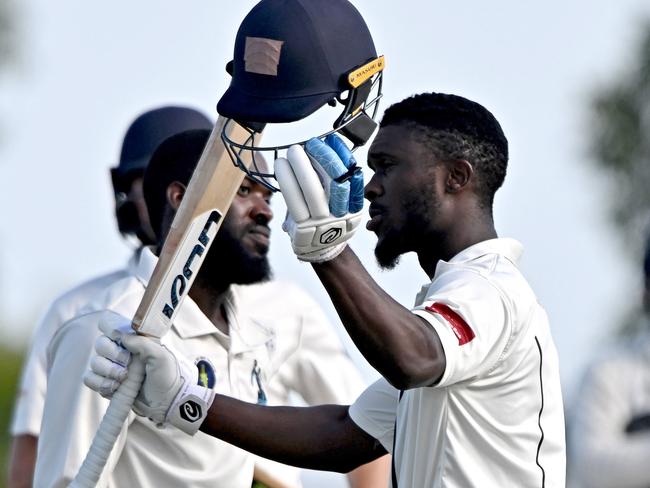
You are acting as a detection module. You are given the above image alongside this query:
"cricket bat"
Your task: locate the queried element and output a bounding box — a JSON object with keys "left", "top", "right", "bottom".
{"left": 70, "top": 118, "right": 261, "bottom": 487}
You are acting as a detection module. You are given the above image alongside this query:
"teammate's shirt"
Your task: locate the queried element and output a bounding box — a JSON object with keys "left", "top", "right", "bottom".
{"left": 34, "top": 247, "right": 364, "bottom": 488}
{"left": 10, "top": 253, "right": 137, "bottom": 437}
{"left": 349, "top": 238, "right": 566, "bottom": 488}
{"left": 570, "top": 328, "right": 650, "bottom": 488}
{"left": 237, "top": 283, "right": 366, "bottom": 487}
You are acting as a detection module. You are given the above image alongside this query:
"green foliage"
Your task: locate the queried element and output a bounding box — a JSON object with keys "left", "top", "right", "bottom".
{"left": 0, "top": 345, "right": 25, "bottom": 487}
{"left": 589, "top": 20, "right": 650, "bottom": 254}
{"left": 0, "top": 0, "right": 16, "bottom": 70}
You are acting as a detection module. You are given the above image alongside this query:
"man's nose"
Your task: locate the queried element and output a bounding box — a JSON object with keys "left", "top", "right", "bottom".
{"left": 251, "top": 194, "right": 273, "bottom": 225}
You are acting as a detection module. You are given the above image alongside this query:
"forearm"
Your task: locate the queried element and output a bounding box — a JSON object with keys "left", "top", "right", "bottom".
{"left": 7, "top": 435, "right": 37, "bottom": 488}
{"left": 346, "top": 454, "right": 391, "bottom": 488}
{"left": 201, "top": 395, "right": 384, "bottom": 473}
{"left": 313, "top": 247, "right": 444, "bottom": 388}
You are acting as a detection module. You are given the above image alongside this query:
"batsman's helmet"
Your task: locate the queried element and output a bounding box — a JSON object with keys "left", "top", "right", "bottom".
{"left": 217, "top": 0, "right": 383, "bottom": 190}
{"left": 111, "top": 106, "right": 212, "bottom": 244}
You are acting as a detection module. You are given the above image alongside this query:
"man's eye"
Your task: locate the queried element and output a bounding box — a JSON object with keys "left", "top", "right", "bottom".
{"left": 238, "top": 185, "right": 251, "bottom": 196}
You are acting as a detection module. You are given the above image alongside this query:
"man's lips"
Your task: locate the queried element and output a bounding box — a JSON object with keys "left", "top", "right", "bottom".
{"left": 367, "top": 206, "right": 385, "bottom": 232}
{"left": 247, "top": 226, "right": 271, "bottom": 249}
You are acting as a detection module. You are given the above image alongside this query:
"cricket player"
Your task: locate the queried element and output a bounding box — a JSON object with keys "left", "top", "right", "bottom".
{"left": 7, "top": 105, "right": 212, "bottom": 488}
{"left": 569, "top": 237, "right": 650, "bottom": 488}
{"left": 35, "top": 129, "right": 387, "bottom": 487}
{"left": 88, "top": 93, "right": 567, "bottom": 487}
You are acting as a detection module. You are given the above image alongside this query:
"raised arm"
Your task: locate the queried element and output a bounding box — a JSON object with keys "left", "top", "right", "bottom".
{"left": 312, "top": 247, "right": 445, "bottom": 390}
{"left": 274, "top": 137, "right": 445, "bottom": 390}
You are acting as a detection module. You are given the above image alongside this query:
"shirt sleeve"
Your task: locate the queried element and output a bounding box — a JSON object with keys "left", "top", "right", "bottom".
{"left": 278, "top": 292, "right": 366, "bottom": 406}
{"left": 412, "top": 269, "right": 510, "bottom": 387}
{"left": 570, "top": 354, "right": 650, "bottom": 488}
{"left": 348, "top": 378, "right": 399, "bottom": 453}
{"left": 9, "top": 301, "right": 65, "bottom": 436}
{"left": 34, "top": 312, "right": 131, "bottom": 488}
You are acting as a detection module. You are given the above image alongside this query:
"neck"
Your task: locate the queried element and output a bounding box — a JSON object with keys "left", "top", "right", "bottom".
{"left": 417, "top": 213, "right": 497, "bottom": 279}
{"left": 189, "top": 273, "right": 231, "bottom": 335}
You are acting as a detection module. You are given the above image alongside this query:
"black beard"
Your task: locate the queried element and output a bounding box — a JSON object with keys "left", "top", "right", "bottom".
{"left": 198, "top": 228, "right": 271, "bottom": 289}
{"left": 375, "top": 231, "right": 402, "bottom": 270}
{"left": 374, "top": 188, "right": 438, "bottom": 270}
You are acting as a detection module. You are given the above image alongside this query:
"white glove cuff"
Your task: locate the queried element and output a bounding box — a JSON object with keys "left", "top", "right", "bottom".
{"left": 297, "top": 242, "right": 347, "bottom": 263}
{"left": 166, "top": 382, "right": 215, "bottom": 435}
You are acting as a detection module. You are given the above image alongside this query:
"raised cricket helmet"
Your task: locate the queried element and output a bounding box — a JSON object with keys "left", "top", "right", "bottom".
{"left": 217, "top": 0, "right": 384, "bottom": 190}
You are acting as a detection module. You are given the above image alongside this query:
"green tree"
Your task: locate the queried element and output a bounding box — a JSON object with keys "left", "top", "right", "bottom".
{"left": 589, "top": 21, "right": 650, "bottom": 336}
{"left": 0, "top": 2, "right": 18, "bottom": 485}
{"left": 0, "top": 345, "right": 25, "bottom": 487}
{"left": 590, "top": 20, "right": 650, "bottom": 254}
{"left": 0, "top": 0, "right": 16, "bottom": 68}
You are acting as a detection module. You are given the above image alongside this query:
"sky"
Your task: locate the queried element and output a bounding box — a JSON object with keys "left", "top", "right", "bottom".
{"left": 1, "top": 1, "right": 650, "bottom": 484}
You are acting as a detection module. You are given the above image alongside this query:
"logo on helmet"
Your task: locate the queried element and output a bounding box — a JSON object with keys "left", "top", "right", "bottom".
{"left": 179, "top": 400, "right": 202, "bottom": 423}
{"left": 244, "top": 37, "right": 284, "bottom": 76}
{"left": 320, "top": 228, "right": 342, "bottom": 244}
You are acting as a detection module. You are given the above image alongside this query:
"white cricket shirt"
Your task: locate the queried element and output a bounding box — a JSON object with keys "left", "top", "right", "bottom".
{"left": 349, "top": 238, "right": 566, "bottom": 488}
{"left": 10, "top": 254, "right": 136, "bottom": 437}
{"left": 237, "top": 281, "right": 367, "bottom": 487}
{"left": 35, "top": 248, "right": 276, "bottom": 488}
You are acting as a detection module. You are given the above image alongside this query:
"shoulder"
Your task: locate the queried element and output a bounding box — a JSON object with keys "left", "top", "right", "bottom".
{"left": 48, "top": 269, "right": 130, "bottom": 316}
{"left": 233, "top": 280, "right": 326, "bottom": 325}
{"left": 49, "top": 275, "right": 144, "bottom": 356}
{"left": 76, "top": 273, "right": 145, "bottom": 318}
{"left": 29, "top": 268, "right": 129, "bottom": 344}
{"left": 234, "top": 280, "right": 317, "bottom": 308}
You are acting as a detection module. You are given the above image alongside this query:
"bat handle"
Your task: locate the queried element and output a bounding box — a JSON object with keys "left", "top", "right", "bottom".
{"left": 69, "top": 356, "right": 146, "bottom": 488}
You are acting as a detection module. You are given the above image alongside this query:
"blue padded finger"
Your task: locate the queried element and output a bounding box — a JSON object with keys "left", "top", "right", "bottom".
{"left": 305, "top": 138, "right": 350, "bottom": 218}
{"left": 325, "top": 134, "right": 364, "bottom": 213}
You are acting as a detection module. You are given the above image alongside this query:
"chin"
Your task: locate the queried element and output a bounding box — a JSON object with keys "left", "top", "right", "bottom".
{"left": 374, "top": 241, "right": 401, "bottom": 270}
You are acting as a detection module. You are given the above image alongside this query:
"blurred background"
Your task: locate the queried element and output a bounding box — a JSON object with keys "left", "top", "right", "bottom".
{"left": 2, "top": 0, "right": 650, "bottom": 486}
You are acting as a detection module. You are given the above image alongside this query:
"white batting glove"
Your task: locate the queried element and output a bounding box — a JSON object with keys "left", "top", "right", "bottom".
{"left": 83, "top": 312, "right": 214, "bottom": 435}
{"left": 275, "top": 134, "right": 364, "bottom": 263}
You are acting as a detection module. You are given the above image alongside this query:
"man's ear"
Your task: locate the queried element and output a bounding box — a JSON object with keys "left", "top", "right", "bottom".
{"left": 166, "top": 181, "right": 186, "bottom": 211}
{"left": 445, "top": 159, "right": 474, "bottom": 193}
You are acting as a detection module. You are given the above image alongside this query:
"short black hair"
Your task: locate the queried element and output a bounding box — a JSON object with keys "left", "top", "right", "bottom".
{"left": 143, "top": 129, "right": 210, "bottom": 238}
{"left": 380, "top": 92, "right": 509, "bottom": 208}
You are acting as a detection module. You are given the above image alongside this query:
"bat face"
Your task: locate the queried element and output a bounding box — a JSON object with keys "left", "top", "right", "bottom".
{"left": 132, "top": 119, "right": 262, "bottom": 338}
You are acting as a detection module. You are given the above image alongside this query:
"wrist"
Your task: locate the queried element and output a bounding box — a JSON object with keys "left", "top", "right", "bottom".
{"left": 166, "top": 382, "right": 215, "bottom": 435}
{"left": 297, "top": 242, "right": 347, "bottom": 263}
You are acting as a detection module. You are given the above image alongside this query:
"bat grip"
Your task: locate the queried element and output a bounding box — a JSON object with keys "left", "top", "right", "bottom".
{"left": 69, "top": 356, "right": 146, "bottom": 488}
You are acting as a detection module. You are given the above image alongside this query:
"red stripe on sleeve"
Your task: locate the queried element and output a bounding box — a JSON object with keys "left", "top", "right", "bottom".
{"left": 425, "top": 302, "right": 475, "bottom": 345}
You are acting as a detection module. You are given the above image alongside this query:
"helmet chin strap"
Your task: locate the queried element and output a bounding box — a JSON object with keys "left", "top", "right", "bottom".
{"left": 335, "top": 81, "right": 377, "bottom": 146}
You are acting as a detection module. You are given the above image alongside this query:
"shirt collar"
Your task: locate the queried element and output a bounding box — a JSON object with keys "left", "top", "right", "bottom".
{"left": 132, "top": 246, "right": 157, "bottom": 285}
{"left": 432, "top": 238, "right": 524, "bottom": 281}
{"left": 132, "top": 247, "right": 218, "bottom": 339}
{"left": 414, "top": 238, "right": 523, "bottom": 306}
{"left": 450, "top": 237, "right": 522, "bottom": 263}
{"left": 133, "top": 248, "right": 273, "bottom": 346}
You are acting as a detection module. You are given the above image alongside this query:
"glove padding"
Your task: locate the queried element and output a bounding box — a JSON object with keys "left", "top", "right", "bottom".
{"left": 275, "top": 134, "right": 364, "bottom": 263}
{"left": 84, "top": 312, "right": 214, "bottom": 435}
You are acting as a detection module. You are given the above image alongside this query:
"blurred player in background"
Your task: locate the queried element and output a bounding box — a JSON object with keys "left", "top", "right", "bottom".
{"left": 570, "top": 236, "right": 650, "bottom": 488}
{"left": 7, "top": 105, "right": 212, "bottom": 488}
{"left": 35, "top": 129, "right": 387, "bottom": 487}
